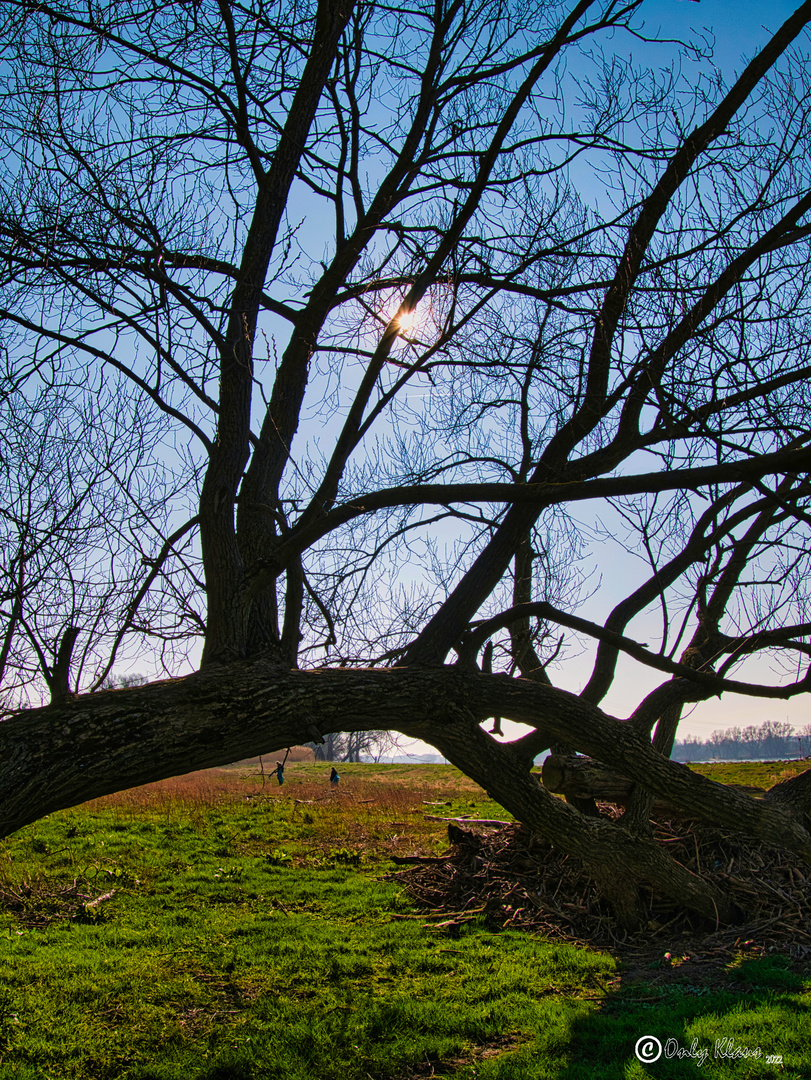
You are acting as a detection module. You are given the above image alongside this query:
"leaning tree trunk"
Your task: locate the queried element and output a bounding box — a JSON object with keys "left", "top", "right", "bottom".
{"left": 422, "top": 721, "right": 739, "bottom": 930}
{"left": 3, "top": 662, "right": 811, "bottom": 929}
{"left": 764, "top": 768, "right": 811, "bottom": 825}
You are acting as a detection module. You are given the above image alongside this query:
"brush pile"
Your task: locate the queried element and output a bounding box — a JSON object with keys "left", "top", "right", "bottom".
{"left": 0, "top": 876, "right": 115, "bottom": 928}
{"left": 391, "top": 816, "right": 811, "bottom": 957}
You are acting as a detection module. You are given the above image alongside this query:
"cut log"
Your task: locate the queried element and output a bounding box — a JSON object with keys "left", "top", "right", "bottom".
{"left": 542, "top": 754, "right": 632, "bottom": 802}
{"left": 541, "top": 753, "right": 764, "bottom": 818}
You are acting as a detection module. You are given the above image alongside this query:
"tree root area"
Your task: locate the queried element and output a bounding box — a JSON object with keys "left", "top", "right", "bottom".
{"left": 390, "top": 816, "right": 811, "bottom": 961}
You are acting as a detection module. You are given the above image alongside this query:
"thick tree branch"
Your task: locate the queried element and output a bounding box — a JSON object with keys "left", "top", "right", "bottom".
{"left": 200, "top": 0, "right": 355, "bottom": 665}
{"left": 251, "top": 444, "right": 811, "bottom": 590}
{"left": 3, "top": 663, "right": 811, "bottom": 861}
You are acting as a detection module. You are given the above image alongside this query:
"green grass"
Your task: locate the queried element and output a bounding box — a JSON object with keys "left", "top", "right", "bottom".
{"left": 0, "top": 761, "right": 810, "bottom": 1078}
{"left": 687, "top": 759, "right": 810, "bottom": 790}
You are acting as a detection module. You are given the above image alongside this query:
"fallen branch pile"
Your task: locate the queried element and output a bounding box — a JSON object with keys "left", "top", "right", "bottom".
{"left": 390, "top": 816, "right": 811, "bottom": 956}
{"left": 0, "top": 876, "right": 116, "bottom": 928}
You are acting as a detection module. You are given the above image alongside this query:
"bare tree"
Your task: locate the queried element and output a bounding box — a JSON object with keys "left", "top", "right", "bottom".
{"left": 311, "top": 730, "right": 396, "bottom": 762}
{"left": 2, "top": 0, "right": 811, "bottom": 928}
{"left": 0, "top": 373, "right": 187, "bottom": 708}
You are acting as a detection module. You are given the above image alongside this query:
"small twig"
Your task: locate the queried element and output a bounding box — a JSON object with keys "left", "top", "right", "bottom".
{"left": 423, "top": 815, "right": 511, "bottom": 826}
{"left": 390, "top": 855, "right": 455, "bottom": 864}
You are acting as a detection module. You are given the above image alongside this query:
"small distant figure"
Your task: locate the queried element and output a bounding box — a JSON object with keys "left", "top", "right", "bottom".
{"left": 330, "top": 767, "right": 340, "bottom": 786}
{"left": 275, "top": 761, "right": 285, "bottom": 786}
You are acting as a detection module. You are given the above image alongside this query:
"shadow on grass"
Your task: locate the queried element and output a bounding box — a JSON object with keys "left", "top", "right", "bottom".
{"left": 542, "top": 953, "right": 810, "bottom": 1080}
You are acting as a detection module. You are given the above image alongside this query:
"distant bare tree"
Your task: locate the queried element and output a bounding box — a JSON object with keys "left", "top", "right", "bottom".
{"left": 797, "top": 725, "right": 811, "bottom": 757}
{"left": 311, "top": 730, "right": 398, "bottom": 762}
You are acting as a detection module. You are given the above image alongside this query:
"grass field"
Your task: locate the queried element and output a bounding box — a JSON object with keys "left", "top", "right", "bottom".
{"left": 1, "top": 760, "right": 810, "bottom": 1079}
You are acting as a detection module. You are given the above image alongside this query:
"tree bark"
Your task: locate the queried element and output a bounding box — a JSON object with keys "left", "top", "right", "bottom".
{"left": 419, "top": 720, "right": 737, "bottom": 930}
{"left": 764, "top": 768, "right": 811, "bottom": 824}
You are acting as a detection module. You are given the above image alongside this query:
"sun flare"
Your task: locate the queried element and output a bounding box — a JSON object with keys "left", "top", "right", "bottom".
{"left": 396, "top": 308, "right": 417, "bottom": 334}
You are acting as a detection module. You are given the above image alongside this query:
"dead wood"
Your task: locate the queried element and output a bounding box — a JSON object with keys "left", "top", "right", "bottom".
{"left": 391, "top": 815, "right": 811, "bottom": 958}
{"left": 389, "top": 855, "right": 455, "bottom": 864}
{"left": 422, "top": 815, "right": 512, "bottom": 826}
{"left": 541, "top": 753, "right": 764, "bottom": 818}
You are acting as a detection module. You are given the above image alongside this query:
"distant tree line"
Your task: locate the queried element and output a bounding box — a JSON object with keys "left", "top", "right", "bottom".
{"left": 673, "top": 721, "right": 811, "bottom": 761}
